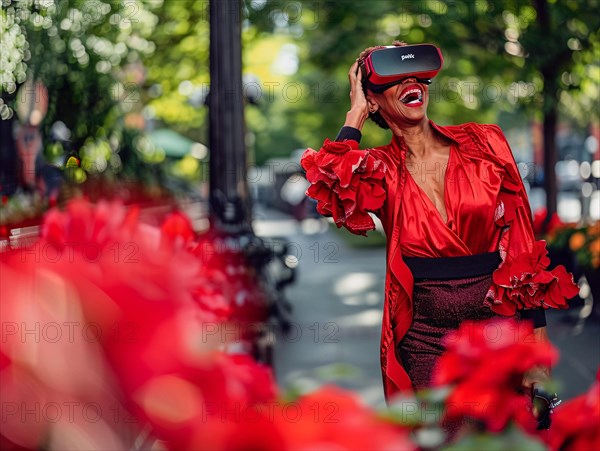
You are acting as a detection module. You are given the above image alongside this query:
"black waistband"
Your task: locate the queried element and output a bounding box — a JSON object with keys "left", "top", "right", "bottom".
{"left": 404, "top": 252, "right": 501, "bottom": 280}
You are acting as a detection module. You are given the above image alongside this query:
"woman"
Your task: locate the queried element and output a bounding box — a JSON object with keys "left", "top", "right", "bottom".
{"left": 301, "top": 42, "right": 579, "bottom": 406}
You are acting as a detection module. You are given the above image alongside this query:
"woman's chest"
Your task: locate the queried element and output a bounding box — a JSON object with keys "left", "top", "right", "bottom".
{"left": 405, "top": 149, "right": 451, "bottom": 223}
{"left": 395, "top": 151, "right": 504, "bottom": 257}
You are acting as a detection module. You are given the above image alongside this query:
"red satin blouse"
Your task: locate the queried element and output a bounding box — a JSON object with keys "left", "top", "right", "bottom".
{"left": 399, "top": 139, "right": 505, "bottom": 258}
{"left": 301, "top": 120, "right": 579, "bottom": 401}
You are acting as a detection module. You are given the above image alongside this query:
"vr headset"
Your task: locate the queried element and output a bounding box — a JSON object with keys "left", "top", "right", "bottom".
{"left": 360, "top": 44, "right": 444, "bottom": 93}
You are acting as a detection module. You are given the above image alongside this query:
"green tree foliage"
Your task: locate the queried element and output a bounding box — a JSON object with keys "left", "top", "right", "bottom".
{"left": 139, "top": 0, "right": 210, "bottom": 144}
{"left": 1, "top": 0, "right": 157, "bottom": 152}
{"left": 3, "top": 0, "right": 597, "bottom": 182}
{"left": 244, "top": 0, "right": 599, "bottom": 167}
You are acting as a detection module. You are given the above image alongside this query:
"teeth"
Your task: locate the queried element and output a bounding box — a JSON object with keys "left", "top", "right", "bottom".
{"left": 400, "top": 87, "right": 422, "bottom": 104}
{"left": 400, "top": 88, "right": 420, "bottom": 100}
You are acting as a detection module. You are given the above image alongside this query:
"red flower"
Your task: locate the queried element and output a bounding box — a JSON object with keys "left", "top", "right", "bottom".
{"left": 188, "top": 234, "right": 269, "bottom": 325}
{"left": 0, "top": 348, "right": 10, "bottom": 371}
{"left": 186, "top": 385, "right": 413, "bottom": 451}
{"left": 433, "top": 318, "right": 558, "bottom": 433}
{"left": 161, "top": 210, "right": 195, "bottom": 247}
{"left": 0, "top": 256, "right": 130, "bottom": 450}
{"left": 533, "top": 208, "right": 562, "bottom": 236}
{"left": 485, "top": 241, "right": 579, "bottom": 316}
{"left": 41, "top": 198, "right": 140, "bottom": 248}
{"left": 135, "top": 354, "right": 278, "bottom": 450}
{"left": 0, "top": 198, "right": 425, "bottom": 451}
{"left": 273, "top": 386, "right": 414, "bottom": 451}
{"left": 3, "top": 199, "right": 279, "bottom": 449}
{"left": 547, "top": 369, "right": 600, "bottom": 451}
{"left": 301, "top": 139, "right": 386, "bottom": 235}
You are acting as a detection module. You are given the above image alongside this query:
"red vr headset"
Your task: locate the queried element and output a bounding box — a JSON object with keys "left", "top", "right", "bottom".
{"left": 360, "top": 44, "right": 444, "bottom": 93}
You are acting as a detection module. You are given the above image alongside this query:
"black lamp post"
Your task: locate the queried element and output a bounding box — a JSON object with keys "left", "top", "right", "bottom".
{"left": 208, "top": 0, "right": 252, "bottom": 233}
{"left": 206, "top": 1, "right": 295, "bottom": 360}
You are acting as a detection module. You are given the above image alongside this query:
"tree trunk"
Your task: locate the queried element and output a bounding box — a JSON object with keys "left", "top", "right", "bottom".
{"left": 542, "top": 106, "right": 558, "bottom": 221}
{"left": 0, "top": 114, "right": 18, "bottom": 196}
{"left": 536, "top": 0, "right": 558, "bottom": 227}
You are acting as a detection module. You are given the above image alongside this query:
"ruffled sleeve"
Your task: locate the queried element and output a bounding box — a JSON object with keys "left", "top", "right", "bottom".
{"left": 481, "top": 125, "right": 579, "bottom": 316}
{"left": 301, "top": 138, "right": 387, "bottom": 236}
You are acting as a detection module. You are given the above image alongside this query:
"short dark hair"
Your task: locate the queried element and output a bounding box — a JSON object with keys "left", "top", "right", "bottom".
{"left": 357, "top": 40, "right": 408, "bottom": 130}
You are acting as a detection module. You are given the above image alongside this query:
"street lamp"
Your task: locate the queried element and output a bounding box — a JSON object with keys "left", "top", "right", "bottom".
{"left": 208, "top": 0, "right": 252, "bottom": 233}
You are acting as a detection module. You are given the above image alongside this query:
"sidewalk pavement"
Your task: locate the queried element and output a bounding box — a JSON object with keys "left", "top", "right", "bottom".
{"left": 253, "top": 206, "right": 600, "bottom": 407}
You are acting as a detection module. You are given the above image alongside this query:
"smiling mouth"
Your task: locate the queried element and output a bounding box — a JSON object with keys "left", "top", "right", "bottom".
{"left": 399, "top": 87, "right": 423, "bottom": 105}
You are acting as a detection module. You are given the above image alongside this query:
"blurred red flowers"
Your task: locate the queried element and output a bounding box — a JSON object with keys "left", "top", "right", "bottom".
{"left": 0, "top": 199, "right": 413, "bottom": 450}
{"left": 532, "top": 208, "right": 562, "bottom": 236}
{"left": 271, "top": 386, "right": 413, "bottom": 451}
{"left": 433, "top": 318, "right": 558, "bottom": 433}
{"left": 301, "top": 139, "right": 386, "bottom": 235}
{"left": 189, "top": 385, "right": 414, "bottom": 451}
{"left": 3, "top": 199, "right": 598, "bottom": 450}
{"left": 547, "top": 370, "right": 600, "bottom": 451}
{"left": 0, "top": 199, "right": 274, "bottom": 449}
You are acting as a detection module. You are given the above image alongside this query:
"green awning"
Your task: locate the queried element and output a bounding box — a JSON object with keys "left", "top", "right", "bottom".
{"left": 147, "top": 129, "right": 206, "bottom": 159}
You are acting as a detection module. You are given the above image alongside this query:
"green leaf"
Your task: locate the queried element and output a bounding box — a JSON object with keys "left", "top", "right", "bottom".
{"left": 65, "top": 156, "right": 80, "bottom": 168}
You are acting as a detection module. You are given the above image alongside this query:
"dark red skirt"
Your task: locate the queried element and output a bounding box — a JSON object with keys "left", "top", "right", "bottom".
{"left": 398, "top": 252, "right": 501, "bottom": 391}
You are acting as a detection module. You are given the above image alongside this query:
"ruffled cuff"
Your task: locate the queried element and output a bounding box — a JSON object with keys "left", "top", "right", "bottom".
{"left": 485, "top": 240, "right": 580, "bottom": 316}
{"left": 301, "top": 138, "right": 386, "bottom": 236}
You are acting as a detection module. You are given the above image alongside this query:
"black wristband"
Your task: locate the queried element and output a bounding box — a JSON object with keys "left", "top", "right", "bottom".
{"left": 335, "top": 126, "right": 362, "bottom": 143}
{"left": 520, "top": 308, "right": 547, "bottom": 328}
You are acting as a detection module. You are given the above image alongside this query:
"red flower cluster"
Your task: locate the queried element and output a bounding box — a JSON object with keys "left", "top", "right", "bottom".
{"left": 301, "top": 139, "right": 386, "bottom": 235}
{"left": 532, "top": 208, "right": 563, "bottom": 236}
{"left": 187, "top": 386, "right": 414, "bottom": 451}
{"left": 1, "top": 199, "right": 412, "bottom": 450}
{"left": 16, "top": 199, "right": 598, "bottom": 449}
{"left": 0, "top": 200, "right": 274, "bottom": 449}
{"left": 270, "top": 386, "right": 413, "bottom": 451}
{"left": 486, "top": 241, "right": 579, "bottom": 316}
{"left": 161, "top": 209, "right": 196, "bottom": 247}
{"left": 547, "top": 369, "right": 600, "bottom": 451}
{"left": 188, "top": 233, "right": 269, "bottom": 326}
{"left": 433, "top": 318, "right": 558, "bottom": 433}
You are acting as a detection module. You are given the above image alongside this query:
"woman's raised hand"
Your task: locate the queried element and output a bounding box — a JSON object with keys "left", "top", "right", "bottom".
{"left": 344, "top": 61, "right": 370, "bottom": 131}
